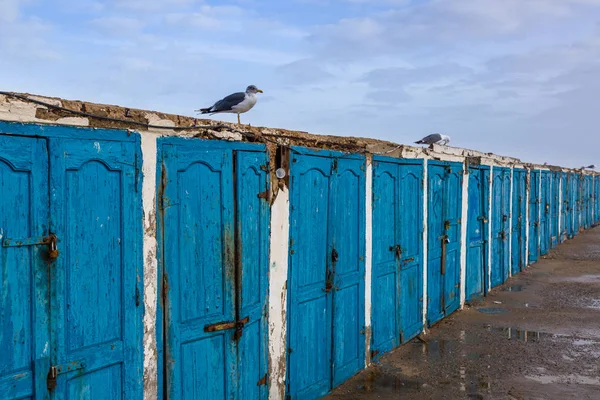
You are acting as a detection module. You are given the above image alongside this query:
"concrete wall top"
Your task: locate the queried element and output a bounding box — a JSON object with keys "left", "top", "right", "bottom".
{"left": 0, "top": 91, "right": 594, "bottom": 175}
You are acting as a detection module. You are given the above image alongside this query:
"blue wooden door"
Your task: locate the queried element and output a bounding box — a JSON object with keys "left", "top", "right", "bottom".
{"left": 287, "top": 149, "right": 365, "bottom": 399}
{"left": 427, "top": 162, "right": 462, "bottom": 326}
{"left": 561, "top": 172, "right": 568, "bottom": 242}
{"left": 511, "top": 169, "right": 527, "bottom": 275}
{"left": 586, "top": 176, "right": 593, "bottom": 228}
{"left": 540, "top": 171, "right": 551, "bottom": 255}
{"left": 50, "top": 137, "right": 143, "bottom": 400}
{"left": 466, "top": 166, "right": 489, "bottom": 302}
{"left": 595, "top": 176, "right": 599, "bottom": 223}
{"left": 1, "top": 128, "right": 143, "bottom": 400}
{"left": 528, "top": 171, "right": 540, "bottom": 263}
{"left": 0, "top": 136, "right": 50, "bottom": 400}
{"left": 371, "top": 158, "right": 423, "bottom": 357}
{"left": 160, "top": 139, "right": 270, "bottom": 400}
{"left": 491, "top": 168, "right": 510, "bottom": 288}
{"left": 566, "top": 173, "right": 574, "bottom": 239}
{"left": 551, "top": 172, "right": 560, "bottom": 248}
{"left": 573, "top": 174, "right": 581, "bottom": 234}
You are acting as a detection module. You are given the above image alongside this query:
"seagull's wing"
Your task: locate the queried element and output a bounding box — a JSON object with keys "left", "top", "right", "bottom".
{"left": 209, "top": 92, "right": 246, "bottom": 113}
{"left": 415, "top": 133, "right": 442, "bottom": 144}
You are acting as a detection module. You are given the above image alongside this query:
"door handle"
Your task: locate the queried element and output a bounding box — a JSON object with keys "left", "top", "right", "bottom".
{"left": 441, "top": 235, "right": 448, "bottom": 275}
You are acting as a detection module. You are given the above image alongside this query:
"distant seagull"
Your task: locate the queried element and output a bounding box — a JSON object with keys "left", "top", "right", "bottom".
{"left": 196, "top": 85, "right": 263, "bottom": 124}
{"left": 415, "top": 133, "right": 451, "bottom": 147}
{"left": 583, "top": 164, "right": 596, "bottom": 169}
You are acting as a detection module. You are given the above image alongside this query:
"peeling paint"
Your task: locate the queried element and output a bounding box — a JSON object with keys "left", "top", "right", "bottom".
{"left": 268, "top": 187, "right": 290, "bottom": 400}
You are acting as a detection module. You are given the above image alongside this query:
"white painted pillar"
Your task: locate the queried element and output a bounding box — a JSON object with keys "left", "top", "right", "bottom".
{"left": 268, "top": 188, "right": 290, "bottom": 400}
{"left": 364, "top": 157, "right": 373, "bottom": 365}
{"left": 140, "top": 133, "right": 159, "bottom": 400}
{"left": 459, "top": 163, "right": 469, "bottom": 307}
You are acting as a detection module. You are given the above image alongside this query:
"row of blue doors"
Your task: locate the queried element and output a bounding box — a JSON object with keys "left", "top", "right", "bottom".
{"left": 1, "top": 124, "right": 143, "bottom": 400}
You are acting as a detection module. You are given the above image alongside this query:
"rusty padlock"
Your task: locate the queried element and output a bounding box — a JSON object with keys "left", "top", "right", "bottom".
{"left": 45, "top": 235, "right": 59, "bottom": 260}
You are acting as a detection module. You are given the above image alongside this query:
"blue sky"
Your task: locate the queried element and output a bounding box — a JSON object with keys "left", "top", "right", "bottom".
{"left": 1, "top": 0, "right": 599, "bottom": 167}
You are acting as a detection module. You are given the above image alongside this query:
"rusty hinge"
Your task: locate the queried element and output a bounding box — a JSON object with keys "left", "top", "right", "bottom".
{"left": 47, "top": 361, "right": 85, "bottom": 390}
{"left": 332, "top": 159, "right": 338, "bottom": 173}
{"left": 371, "top": 349, "right": 380, "bottom": 359}
{"left": 331, "top": 248, "right": 339, "bottom": 263}
{"left": 135, "top": 286, "right": 141, "bottom": 307}
{"left": 403, "top": 257, "right": 415, "bottom": 263}
{"left": 257, "top": 190, "right": 271, "bottom": 202}
{"left": 257, "top": 373, "right": 268, "bottom": 386}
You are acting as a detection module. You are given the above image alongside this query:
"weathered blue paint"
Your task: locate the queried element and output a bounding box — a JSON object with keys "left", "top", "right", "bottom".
{"left": 511, "top": 169, "right": 527, "bottom": 275}
{"left": 287, "top": 148, "right": 366, "bottom": 399}
{"left": 561, "top": 172, "right": 568, "bottom": 242}
{"left": 466, "top": 165, "right": 490, "bottom": 302}
{"left": 0, "top": 135, "right": 50, "bottom": 400}
{"left": 427, "top": 161, "right": 463, "bottom": 326}
{"left": 594, "top": 175, "right": 600, "bottom": 223}
{"left": 371, "top": 157, "right": 424, "bottom": 356}
{"left": 159, "top": 138, "right": 270, "bottom": 400}
{"left": 540, "top": 171, "right": 551, "bottom": 256}
{"left": 585, "top": 176, "right": 593, "bottom": 228}
{"left": 573, "top": 174, "right": 581, "bottom": 234}
{"left": 566, "top": 173, "right": 575, "bottom": 239}
{"left": 550, "top": 172, "right": 560, "bottom": 248}
{"left": 528, "top": 170, "right": 540, "bottom": 263}
{"left": 0, "top": 126, "right": 144, "bottom": 400}
{"left": 50, "top": 137, "right": 143, "bottom": 400}
{"left": 491, "top": 168, "right": 511, "bottom": 288}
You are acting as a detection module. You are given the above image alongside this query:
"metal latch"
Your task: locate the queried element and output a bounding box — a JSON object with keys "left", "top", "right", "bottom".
{"left": 477, "top": 216, "right": 488, "bottom": 223}
{"left": 331, "top": 248, "right": 339, "bottom": 263}
{"left": 389, "top": 244, "right": 402, "bottom": 259}
{"left": 204, "top": 316, "right": 249, "bottom": 334}
{"left": 441, "top": 234, "right": 448, "bottom": 275}
{"left": 3, "top": 234, "right": 58, "bottom": 260}
{"left": 47, "top": 366, "right": 57, "bottom": 391}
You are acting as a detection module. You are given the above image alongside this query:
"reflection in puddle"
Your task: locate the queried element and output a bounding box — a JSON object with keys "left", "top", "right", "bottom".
{"left": 586, "top": 299, "right": 600, "bottom": 309}
{"left": 494, "top": 327, "right": 559, "bottom": 342}
{"left": 503, "top": 285, "right": 524, "bottom": 292}
{"left": 362, "top": 368, "right": 424, "bottom": 393}
{"left": 526, "top": 374, "right": 600, "bottom": 385}
{"left": 554, "top": 274, "right": 600, "bottom": 283}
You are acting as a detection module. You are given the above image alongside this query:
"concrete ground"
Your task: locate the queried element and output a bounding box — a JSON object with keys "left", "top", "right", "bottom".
{"left": 327, "top": 227, "right": 600, "bottom": 400}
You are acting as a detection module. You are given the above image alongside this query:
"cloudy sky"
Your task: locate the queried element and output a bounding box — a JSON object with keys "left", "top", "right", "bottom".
{"left": 1, "top": 0, "right": 599, "bottom": 167}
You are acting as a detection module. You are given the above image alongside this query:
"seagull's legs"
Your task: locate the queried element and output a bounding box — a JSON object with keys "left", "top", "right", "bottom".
{"left": 237, "top": 114, "right": 241, "bottom": 124}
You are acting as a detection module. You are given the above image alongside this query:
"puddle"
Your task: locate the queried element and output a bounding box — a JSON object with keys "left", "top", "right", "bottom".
{"left": 361, "top": 368, "right": 425, "bottom": 393}
{"left": 526, "top": 374, "right": 600, "bottom": 385}
{"left": 586, "top": 299, "right": 600, "bottom": 309}
{"left": 477, "top": 307, "right": 509, "bottom": 314}
{"left": 554, "top": 274, "right": 600, "bottom": 283}
{"left": 494, "top": 327, "right": 558, "bottom": 342}
{"left": 503, "top": 285, "right": 524, "bottom": 292}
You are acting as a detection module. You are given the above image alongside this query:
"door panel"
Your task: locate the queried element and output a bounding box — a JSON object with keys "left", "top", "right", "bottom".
{"left": 50, "top": 138, "right": 142, "bottom": 400}
{"left": 466, "top": 167, "right": 489, "bottom": 302}
{"left": 540, "top": 172, "right": 551, "bottom": 255}
{"left": 427, "top": 162, "right": 462, "bottom": 326}
{"left": 162, "top": 144, "right": 236, "bottom": 400}
{"left": 528, "top": 171, "right": 540, "bottom": 263}
{"left": 288, "top": 154, "right": 333, "bottom": 399}
{"left": 331, "top": 158, "right": 365, "bottom": 386}
{"left": 0, "top": 136, "right": 50, "bottom": 400}
{"left": 511, "top": 170, "right": 526, "bottom": 275}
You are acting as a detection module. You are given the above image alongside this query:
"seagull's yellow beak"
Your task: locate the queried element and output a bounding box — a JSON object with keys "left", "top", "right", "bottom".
{"left": 257, "top": 89, "right": 264, "bottom": 93}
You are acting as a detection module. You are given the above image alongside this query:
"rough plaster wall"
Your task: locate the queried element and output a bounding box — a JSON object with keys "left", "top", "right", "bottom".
{"left": 140, "top": 132, "right": 160, "bottom": 400}
{"left": 459, "top": 164, "right": 469, "bottom": 307}
{"left": 0, "top": 95, "right": 89, "bottom": 125}
{"left": 364, "top": 158, "right": 373, "bottom": 365}
{"left": 268, "top": 188, "right": 290, "bottom": 400}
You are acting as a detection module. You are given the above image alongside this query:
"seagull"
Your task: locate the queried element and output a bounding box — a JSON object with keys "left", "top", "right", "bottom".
{"left": 414, "top": 133, "right": 451, "bottom": 147}
{"left": 196, "top": 85, "right": 263, "bottom": 124}
{"left": 585, "top": 165, "right": 596, "bottom": 169}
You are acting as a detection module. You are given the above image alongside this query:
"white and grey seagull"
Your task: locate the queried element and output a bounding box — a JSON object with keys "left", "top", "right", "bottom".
{"left": 196, "top": 85, "right": 263, "bottom": 124}
{"left": 415, "top": 133, "right": 451, "bottom": 146}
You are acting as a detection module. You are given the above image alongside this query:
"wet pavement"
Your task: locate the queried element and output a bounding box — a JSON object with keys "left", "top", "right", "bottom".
{"left": 327, "top": 227, "right": 600, "bottom": 399}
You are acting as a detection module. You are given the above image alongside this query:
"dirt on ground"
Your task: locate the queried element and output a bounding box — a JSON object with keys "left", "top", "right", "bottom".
{"left": 327, "top": 227, "right": 600, "bottom": 400}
